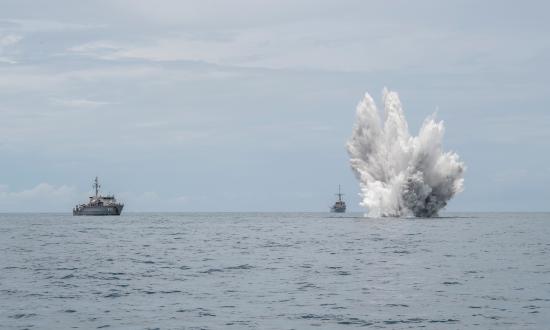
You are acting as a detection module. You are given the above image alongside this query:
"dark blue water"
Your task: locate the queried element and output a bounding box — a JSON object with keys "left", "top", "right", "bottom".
{"left": 1, "top": 212, "right": 549, "bottom": 329}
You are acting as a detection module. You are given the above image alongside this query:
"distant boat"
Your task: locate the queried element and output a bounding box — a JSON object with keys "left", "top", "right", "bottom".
{"left": 330, "top": 185, "right": 346, "bottom": 213}
{"left": 73, "top": 177, "right": 124, "bottom": 216}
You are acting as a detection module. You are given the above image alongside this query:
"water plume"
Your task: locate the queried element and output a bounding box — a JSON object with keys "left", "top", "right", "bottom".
{"left": 347, "top": 88, "right": 465, "bottom": 217}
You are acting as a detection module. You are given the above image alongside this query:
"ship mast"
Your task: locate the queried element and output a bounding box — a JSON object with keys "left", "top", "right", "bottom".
{"left": 94, "top": 176, "right": 101, "bottom": 197}
{"left": 336, "top": 184, "right": 344, "bottom": 202}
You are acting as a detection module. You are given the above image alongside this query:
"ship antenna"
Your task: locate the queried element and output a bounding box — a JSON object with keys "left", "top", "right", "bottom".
{"left": 94, "top": 176, "right": 101, "bottom": 197}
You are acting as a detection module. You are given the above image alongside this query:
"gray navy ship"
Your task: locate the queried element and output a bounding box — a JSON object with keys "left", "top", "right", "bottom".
{"left": 73, "top": 177, "right": 124, "bottom": 216}
{"left": 330, "top": 185, "right": 346, "bottom": 213}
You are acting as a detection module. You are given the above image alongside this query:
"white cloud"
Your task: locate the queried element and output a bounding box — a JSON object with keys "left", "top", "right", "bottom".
{"left": 63, "top": 18, "right": 529, "bottom": 74}
{"left": 49, "top": 97, "right": 115, "bottom": 108}
{"left": 0, "top": 183, "right": 76, "bottom": 212}
{"left": 67, "top": 41, "right": 124, "bottom": 60}
{"left": 5, "top": 183, "right": 74, "bottom": 198}
{"left": 0, "top": 34, "right": 22, "bottom": 47}
{"left": 109, "top": 0, "right": 348, "bottom": 28}
{"left": 0, "top": 65, "right": 159, "bottom": 92}
{"left": 0, "top": 57, "right": 17, "bottom": 64}
{"left": 0, "top": 18, "right": 103, "bottom": 32}
{"left": 0, "top": 183, "right": 192, "bottom": 212}
{"left": 0, "top": 33, "right": 22, "bottom": 64}
{"left": 62, "top": 1, "right": 548, "bottom": 75}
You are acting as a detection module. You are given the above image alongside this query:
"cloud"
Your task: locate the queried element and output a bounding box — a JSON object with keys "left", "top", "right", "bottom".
{"left": 0, "top": 57, "right": 17, "bottom": 64}
{"left": 67, "top": 41, "right": 124, "bottom": 60}
{"left": 0, "top": 34, "right": 22, "bottom": 47}
{"left": 0, "top": 65, "right": 160, "bottom": 92}
{"left": 0, "top": 33, "right": 22, "bottom": 64}
{"left": 49, "top": 97, "right": 115, "bottom": 108}
{"left": 0, "top": 182, "right": 194, "bottom": 212}
{"left": 109, "top": 0, "right": 350, "bottom": 28}
{"left": 0, "top": 18, "right": 103, "bottom": 32}
{"left": 63, "top": 19, "right": 526, "bottom": 74}
{"left": 0, "top": 183, "right": 76, "bottom": 212}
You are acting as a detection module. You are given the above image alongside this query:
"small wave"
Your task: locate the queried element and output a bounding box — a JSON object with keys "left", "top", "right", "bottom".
{"left": 225, "top": 320, "right": 252, "bottom": 326}
{"left": 297, "top": 282, "right": 320, "bottom": 291}
{"left": 24, "top": 293, "right": 44, "bottom": 297}
{"left": 529, "top": 298, "right": 550, "bottom": 302}
{"left": 200, "top": 268, "right": 224, "bottom": 274}
{"left": 9, "top": 313, "right": 37, "bottom": 319}
{"left": 384, "top": 318, "right": 425, "bottom": 324}
{"left": 385, "top": 303, "right": 409, "bottom": 307}
{"left": 429, "top": 319, "right": 459, "bottom": 323}
{"left": 262, "top": 241, "right": 293, "bottom": 248}
{"left": 225, "top": 264, "right": 254, "bottom": 270}
{"left": 482, "top": 295, "right": 507, "bottom": 301}
{"left": 51, "top": 295, "right": 80, "bottom": 299}
{"left": 199, "top": 311, "right": 216, "bottom": 317}
{"left": 160, "top": 290, "right": 182, "bottom": 294}
{"left": 299, "top": 314, "right": 373, "bottom": 326}
{"left": 522, "top": 305, "right": 540, "bottom": 310}
{"left": 103, "top": 292, "right": 126, "bottom": 298}
{"left": 176, "top": 307, "right": 215, "bottom": 317}
{"left": 101, "top": 276, "right": 120, "bottom": 280}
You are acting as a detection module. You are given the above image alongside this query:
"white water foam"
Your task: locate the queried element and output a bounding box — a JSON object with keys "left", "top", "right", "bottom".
{"left": 347, "top": 88, "right": 465, "bottom": 217}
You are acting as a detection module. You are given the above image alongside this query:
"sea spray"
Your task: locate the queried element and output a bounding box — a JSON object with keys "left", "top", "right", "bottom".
{"left": 346, "top": 88, "right": 465, "bottom": 217}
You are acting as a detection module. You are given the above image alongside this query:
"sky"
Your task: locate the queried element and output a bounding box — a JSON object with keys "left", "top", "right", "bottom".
{"left": 0, "top": 0, "right": 549, "bottom": 212}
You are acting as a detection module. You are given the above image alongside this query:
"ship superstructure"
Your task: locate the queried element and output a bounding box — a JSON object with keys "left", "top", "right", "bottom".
{"left": 73, "top": 177, "right": 124, "bottom": 216}
{"left": 330, "top": 185, "right": 346, "bottom": 213}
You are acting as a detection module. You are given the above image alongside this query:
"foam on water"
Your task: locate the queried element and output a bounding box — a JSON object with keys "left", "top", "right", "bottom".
{"left": 347, "top": 89, "right": 465, "bottom": 217}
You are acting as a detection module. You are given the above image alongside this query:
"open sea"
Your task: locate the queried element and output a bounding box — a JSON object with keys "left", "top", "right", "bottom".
{"left": 1, "top": 212, "right": 549, "bottom": 329}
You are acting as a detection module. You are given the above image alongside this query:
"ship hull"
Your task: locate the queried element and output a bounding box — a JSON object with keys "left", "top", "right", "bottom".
{"left": 331, "top": 207, "right": 346, "bottom": 213}
{"left": 73, "top": 205, "right": 123, "bottom": 216}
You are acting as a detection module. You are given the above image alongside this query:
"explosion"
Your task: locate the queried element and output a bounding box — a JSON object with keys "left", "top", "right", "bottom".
{"left": 347, "top": 89, "right": 465, "bottom": 217}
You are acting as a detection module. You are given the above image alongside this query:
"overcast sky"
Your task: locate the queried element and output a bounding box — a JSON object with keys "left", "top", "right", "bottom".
{"left": 1, "top": 0, "right": 549, "bottom": 212}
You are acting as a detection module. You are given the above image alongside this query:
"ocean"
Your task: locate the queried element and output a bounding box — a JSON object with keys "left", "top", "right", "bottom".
{"left": 1, "top": 212, "right": 549, "bottom": 329}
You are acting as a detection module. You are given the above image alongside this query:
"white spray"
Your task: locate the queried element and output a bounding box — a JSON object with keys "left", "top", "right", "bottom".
{"left": 346, "top": 88, "right": 465, "bottom": 217}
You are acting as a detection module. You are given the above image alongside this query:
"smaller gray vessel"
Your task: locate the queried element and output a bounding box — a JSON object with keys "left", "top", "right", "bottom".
{"left": 330, "top": 185, "right": 346, "bottom": 213}
{"left": 73, "top": 177, "right": 124, "bottom": 216}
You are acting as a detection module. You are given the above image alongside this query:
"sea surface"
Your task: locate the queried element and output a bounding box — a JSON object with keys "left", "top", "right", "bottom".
{"left": 1, "top": 212, "right": 549, "bottom": 329}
